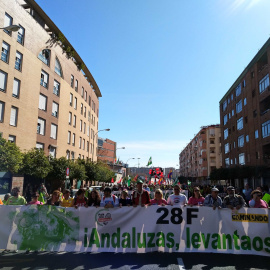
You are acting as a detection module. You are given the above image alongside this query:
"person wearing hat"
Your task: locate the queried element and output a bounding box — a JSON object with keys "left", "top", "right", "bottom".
{"left": 222, "top": 186, "right": 246, "bottom": 210}
{"left": 132, "top": 179, "right": 150, "bottom": 207}
{"left": 119, "top": 189, "right": 132, "bottom": 207}
{"left": 27, "top": 192, "right": 43, "bottom": 205}
{"left": 100, "top": 187, "right": 119, "bottom": 208}
{"left": 203, "top": 187, "right": 223, "bottom": 209}
{"left": 60, "top": 189, "right": 74, "bottom": 207}
{"left": 249, "top": 189, "right": 268, "bottom": 208}
{"left": 6, "top": 187, "right": 27, "bottom": 205}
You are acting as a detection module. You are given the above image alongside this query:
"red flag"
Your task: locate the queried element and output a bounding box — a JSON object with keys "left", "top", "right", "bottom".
{"left": 117, "top": 177, "right": 122, "bottom": 184}
{"left": 111, "top": 178, "right": 114, "bottom": 183}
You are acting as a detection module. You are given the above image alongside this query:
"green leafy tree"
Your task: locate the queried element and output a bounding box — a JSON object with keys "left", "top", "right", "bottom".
{"left": 0, "top": 135, "right": 23, "bottom": 173}
{"left": 20, "top": 148, "right": 52, "bottom": 179}
{"left": 69, "top": 160, "right": 86, "bottom": 181}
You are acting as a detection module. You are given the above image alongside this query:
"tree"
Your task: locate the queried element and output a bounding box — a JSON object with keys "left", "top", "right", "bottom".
{"left": 68, "top": 160, "right": 86, "bottom": 181}
{"left": 0, "top": 135, "right": 23, "bottom": 173}
{"left": 20, "top": 148, "right": 52, "bottom": 179}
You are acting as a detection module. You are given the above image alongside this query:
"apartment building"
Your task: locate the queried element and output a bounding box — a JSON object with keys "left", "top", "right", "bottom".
{"left": 220, "top": 38, "right": 270, "bottom": 186}
{"left": 179, "top": 125, "right": 221, "bottom": 182}
{"left": 0, "top": 0, "right": 101, "bottom": 161}
{"left": 97, "top": 138, "right": 116, "bottom": 164}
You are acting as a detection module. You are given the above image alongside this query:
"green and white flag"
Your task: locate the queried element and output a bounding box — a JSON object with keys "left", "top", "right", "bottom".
{"left": 146, "top": 156, "right": 152, "bottom": 166}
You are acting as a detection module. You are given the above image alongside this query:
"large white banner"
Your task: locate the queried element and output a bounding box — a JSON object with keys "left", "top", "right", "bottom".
{"left": 0, "top": 206, "right": 269, "bottom": 256}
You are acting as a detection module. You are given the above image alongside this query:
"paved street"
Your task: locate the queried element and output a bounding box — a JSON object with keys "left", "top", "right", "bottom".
{"left": 0, "top": 251, "right": 269, "bottom": 270}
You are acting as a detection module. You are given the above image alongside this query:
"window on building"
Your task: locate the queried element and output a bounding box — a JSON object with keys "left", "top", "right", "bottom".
{"left": 75, "top": 79, "right": 78, "bottom": 92}
{"left": 71, "top": 151, "right": 75, "bottom": 160}
{"left": 12, "top": 78, "right": 20, "bottom": 98}
{"left": 53, "top": 80, "right": 60, "bottom": 96}
{"left": 4, "top": 13, "right": 13, "bottom": 35}
{"left": 68, "top": 112, "right": 72, "bottom": 125}
{"left": 38, "top": 49, "right": 50, "bottom": 66}
{"left": 253, "top": 110, "right": 257, "bottom": 118}
{"left": 81, "top": 87, "right": 84, "bottom": 98}
{"left": 85, "top": 91, "right": 87, "bottom": 102}
{"left": 84, "top": 122, "right": 86, "bottom": 134}
{"left": 40, "top": 70, "right": 48, "bottom": 88}
{"left": 244, "top": 98, "right": 247, "bottom": 106}
{"left": 223, "top": 100, "right": 227, "bottom": 111}
{"left": 80, "top": 120, "right": 82, "bottom": 131}
{"left": 89, "top": 95, "right": 91, "bottom": 107}
{"left": 0, "top": 101, "right": 5, "bottom": 122}
{"left": 37, "top": 118, "right": 45, "bottom": 135}
{"left": 224, "top": 128, "right": 228, "bottom": 140}
{"left": 17, "top": 25, "right": 25, "bottom": 45}
{"left": 88, "top": 111, "right": 90, "bottom": 121}
{"left": 81, "top": 103, "right": 83, "bottom": 115}
{"left": 225, "top": 143, "right": 229, "bottom": 154}
{"left": 50, "top": 124, "right": 57, "bottom": 139}
{"left": 230, "top": 159, "right": 233, "bottom": 165}
{"left": 73, "top": 115, "right": 76, "bottom": 127}
{"left": 39, "top": 94, "right": 47, "bottom": 111}
{"left": 49, "top": 146, "right": 56, "bottom": 158}
{"left": 262, "top": 120, "right": 270, "bottom": 138}
{"left": 236, "top": 83, "right": 241, "bottom": 97}
{"left": 70, "top": 93, "right": 73, "bottom": 106}
{"left": 72, "top": 98, "right": 76, "bottom": 111}
{"left": 72, "top": 133, "right": 75, "bottom": 146}
{"left": 231, "top": 93, "right": 233, "bottom": 101}
{"left": 238, "top": 135, "right": 244, "bottom": 147}
{"left": 239, "top": 153, "right": 245, "bottom": 165}
{"left": 1, "top": 41, "right": 10, "bottom": 63}
{"left": 66, "top": 150, "right": 70, "bottom": 160}
{"left": 10, "top": 106, "right": 18, "bottom": 126}
{"left": 84, "top": 106, "right": 86, "bottom": 117}
{"left": 36, "top": 142, "right": 44, "bottom": 150}
{"left": 79, "top": 137, "right": 82, "bottom": 149}
{"left": 0, "top": 70, "right": 7, "bottom": 92}
{"left": 255, "top": 129, "right": 259, "bottom": 139}
{"left": 83, "top": 139, "right": 85, "bottom": 150}
{"left": 15, "top": 51, "right": 23, "bottom": 71}
{"left": 68, "top": 131, "right": 71, "bottom": 144}
{"left": 229, "top": 112, "right": 231, "bottom": 119}
{"left": 246, "top": 135, "right": 249, "bottom": 142}
{"left": 244, "top": 116, "right": 248, "bottom": 124}
{"left": 87, "top": 125, "right": 90, "bottom": 137}
{"left": 228, "top": 98, "right": 230, "bottom": 104}
{"left": 87, "top": 141, "right": 89, "bottom": 152}
{"left": 237, "top": 117, "right": 243, "bottom": 130}
{"left": 8, "top": 135, "right": 16, "bottom": 143}
{"left": 236, "top": 100, "right": 242, "bottom": 113}
{"left": 232, "top": 109, "right": 234, "bottom": 116}
{"left": 259, "top": 74, "right": 269, "bottom": 94}
{"left": 54, "top": 58, "right": 62, "bottom": 77}
{"left": 223, "top": 114, "right": 228, "bottom": 125}
{"left": 52, "top": 102, "right": 59, "bottom": 118}
{"left": 242, "top": 80, "right": 246, "bottom": 88}
{"left": 71, "top": 75, "right": 74, "bottom": 88}
{"left": 225, "top": 158, "right": 230, "bottom": 167}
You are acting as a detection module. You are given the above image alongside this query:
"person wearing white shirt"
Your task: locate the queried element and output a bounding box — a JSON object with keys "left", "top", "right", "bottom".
{"left": 100, "top": 187, "right": 119, "bottom": 208}
{"left": 167, "top": 185, "right": 187, "bottom": 206}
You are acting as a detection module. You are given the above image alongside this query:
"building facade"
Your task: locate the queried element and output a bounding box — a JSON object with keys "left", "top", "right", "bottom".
{"left": 0, "top": 0, "right": 101, "bottom": 161}
{"left": 220, "top": 38, "right": 270, "bottom": 186}
{"left": 179, "top": 125, "right": 221, "bottom": 182}
{"left": 97, "top": 137, "right": 116, "bottom": 164}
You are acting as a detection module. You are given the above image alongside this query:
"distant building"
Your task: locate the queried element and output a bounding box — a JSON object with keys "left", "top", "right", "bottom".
{"left": 219, "top": 37, "right": 270, "bottom": 187}
{"left": 179, "top": 125, "right": 222, "bottom": 182}
{"left": 97, "top": 137, "right": 116, "bottom": 164}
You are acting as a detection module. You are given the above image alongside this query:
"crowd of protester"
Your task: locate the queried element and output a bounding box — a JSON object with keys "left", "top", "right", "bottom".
{"left": 1, "top": 180, "right": 270, "bottom": 209}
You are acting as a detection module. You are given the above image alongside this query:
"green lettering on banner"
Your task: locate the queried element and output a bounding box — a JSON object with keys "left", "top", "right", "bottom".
{"left": 201, "top": 233, "right": 210, "bottom": 249}
{"left": 233, "top": 230, "right": 240, "bottom": 250}
{"left": 84, "top": 228, "right": 88, "bottom": 247}
{"left": 191, "top": 233, "right": 201, "bottom": 248}
{"left": 132, "top": 227, "right": 136, "bottom": 248}
{"left": 88, "top": 228, "right": 100, "bottom": 247}
{"left": 156, "top": 232, "right": 165, "bottom": 247}
{"left": 211, "top": 234, "right": 221, "bottom": 249}
{"left": 137, "top": 233, "right": 146, "bottom": 248}
{"left": 253, "top": 237, "right": 263, "bottom": 251}
{"left": 147, "top": 233, "right": 155, "bottom": 248}
{"left": 121, "top": 233, "right": 131, "bottom": 248}
{"left": 222, "top": 234, "right": 233, "bottom": 250}
{"left": 240, "top": 236, "right": 251, "bottom": 250}
{"left": 166, "top": 233, "right": 175, "bottom": 248}
{"left": 112, "top": 228, "right": 121, "bottom": 248}
{"left": 101, "top": 233, "right": 110, "bottom": 248}
{"left": 186, "top": 227, "right": 190, "bottom": 248}
{"left": 264, "top": 237, "right": 270, "bottom": 253}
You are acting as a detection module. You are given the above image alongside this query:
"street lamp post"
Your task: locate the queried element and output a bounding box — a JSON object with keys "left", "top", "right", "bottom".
{"left": 137, "top": 158, "right": 141, "bottom": 168}
{"left": 0, "top": 25, "right": 20, "bottom": 32}
{"left": 113, "top": 147, "right": 125, "bottom": 174}
{"left": 92, "top": 128, "right": 110, "bottom": 161}
{"left": 125, "top": 157, "right": 135, "bottom": 177}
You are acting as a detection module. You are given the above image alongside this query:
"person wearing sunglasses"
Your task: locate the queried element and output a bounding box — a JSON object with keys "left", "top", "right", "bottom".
{"left": 187, "top": 187, "right": 205, "bottom": 206}
{"left": 167, "top": 184, "right": 187, "bottom": 206}
{"left": 249, "top": 190, "right": 268, "bottom": 208}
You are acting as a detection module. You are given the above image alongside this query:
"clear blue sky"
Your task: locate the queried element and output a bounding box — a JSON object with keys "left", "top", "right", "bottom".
{"left": 36, "top": 0, "right": 270, "bottom": 168}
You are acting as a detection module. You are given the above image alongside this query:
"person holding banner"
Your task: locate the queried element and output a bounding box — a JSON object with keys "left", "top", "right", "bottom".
{"left": 149, "top": 189, "right": 167, "bottom": 206}
{"left": 88, "top": 190, "right": 101, "bottom": 207}
{"left": 223, "top": 186, "right": 246, "bottom": 210}
{"left": 100, "top": 187, "right": 119, "bottom": 208}
{"left": 187, "top": 187, "right": 205, "bottom": 206}
{"left": 6, "top": 187, "right": 27, "bottom": 205}
{"left": 132, "top": 179, "right": 150, "bottom": 207}
{"left": 249, "top": 189, "right": 268, "bottom": 208}
{"left": 119, "top": 189, "right": 132, "bottom": 207}
{"left": 167, "top": 184, "right": 187, "bottom": 206}
{"left": 203, "top": 187, "right": 222, "bottom": 210}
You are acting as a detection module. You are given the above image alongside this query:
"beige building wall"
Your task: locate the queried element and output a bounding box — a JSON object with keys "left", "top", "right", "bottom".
{"left": 0, "top": 0, "right": 100, "bottom": 160}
